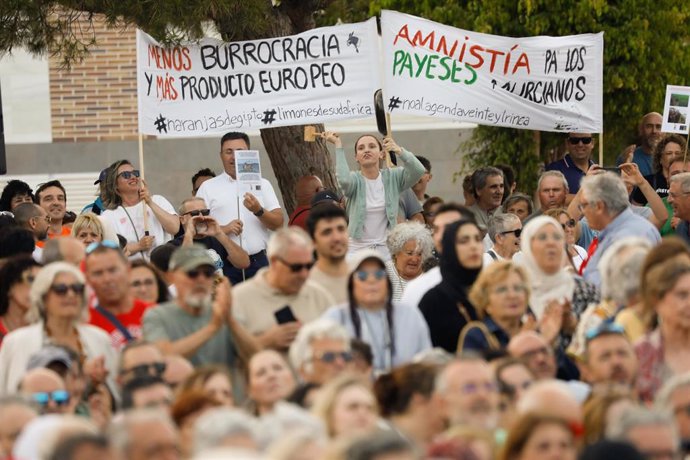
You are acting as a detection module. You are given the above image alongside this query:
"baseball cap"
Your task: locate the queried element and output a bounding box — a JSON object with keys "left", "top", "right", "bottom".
{"left": 169, "top": 244, "right": 215, "bottom": 272}
{"left": 94, "top": 168, "right": 109, "bottom": 185}
{"left": 311, "top": 189, "right": 341, "bottom": 206}
{"left": 348, "top": 249, "right": 387, "bottom": 276}
{"left": 27, "top": 346, "right": 72, "bottom": 371}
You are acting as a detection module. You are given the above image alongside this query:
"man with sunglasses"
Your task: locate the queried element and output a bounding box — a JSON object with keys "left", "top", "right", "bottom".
{"left": 19, "top": 367, "right": 71, "bottom": 415}
{"left": 484, "top": 213, "right": 522, "bottom": 267}
{"left": 232, "top": 227, "right": 334, "bottom": 351}
{"left": 289, "top": 319, "right": 353, "bottom": 386}
{"left": 117, "top": 340, "right": 167, "bottom": 388}
{"left": 196, "top": 131, "right": 284, "bottom": 284}
{"left": 143, "top": 245, "right": 259, "bottom": 373}
{"left": 546, "top": 132, "right": 596, "bottom": 196}
{"left": 170, "top": 197, "right": 250, "bottom": 281}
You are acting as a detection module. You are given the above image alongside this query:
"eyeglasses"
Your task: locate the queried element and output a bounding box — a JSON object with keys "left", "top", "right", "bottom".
{"left": 186, "top": 266, "right": 216, "bottom": 279}
{"left": 131, "top": 278, "right": 156, "bottom": 288}
{"left": 31, "top": 390, "right": 71, "bottom": 406}
{"left": 585, "top": 322, "right": 625, "bottom": 341}
{"left": 183, "top": 209, "right": 211, "bottom": 217}
{"left": 277, "top": 258, "right": 314, "bottom": 273}
{"left": 118, "top": 170, "right": 141, "bottom": 180}
{"left": 86, "top": 240, "right": 120, "bottom": 255}
{"left": 315, "top": 351, "right": 353, "bottom": 363}
{"left": 355, "top": 269, "right": 387, "bottom": 281}
{"left": 492, "top": 284, "right": 527, "bottom": 295}
{"left": 458, "top": 381, "right": 498, "bottom": 394}
{"left": 49, "top": 283, "right": 85, "bottom": 296}
{"left": 568, "top": 137, "right": 593, "bottom": 145}
{"left": 121, "top": 362, "right": 166, "bottom": 378}
{"left": 501, "top": 228, "right": 522, "bottom": 237}
{"left": 561, "top": 219, "right": 576, "bottom": 229}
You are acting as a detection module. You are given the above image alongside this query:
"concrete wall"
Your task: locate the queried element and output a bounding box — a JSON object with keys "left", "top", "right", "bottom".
{"left": 5, "top": 128, "right": 473, "bottom": 213}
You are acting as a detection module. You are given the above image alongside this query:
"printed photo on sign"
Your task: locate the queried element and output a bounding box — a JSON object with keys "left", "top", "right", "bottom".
{"left": 235, "top": 150, "right": 263, "bottom": 196}
{"left": 379, "top": 10, "right": 603, "bottom": 133}
{"left": 662, "top": 85, "right": 690, "bottom": 135}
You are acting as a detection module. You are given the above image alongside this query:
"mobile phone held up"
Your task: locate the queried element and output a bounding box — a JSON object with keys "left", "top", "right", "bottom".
{"left": 274, "top": 305, "right": 298, "bottom": 324}
{"left": 601, "top": 166, "right": 621, "bottom": 175}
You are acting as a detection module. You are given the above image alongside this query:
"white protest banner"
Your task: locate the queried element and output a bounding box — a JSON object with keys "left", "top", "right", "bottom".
{"left": 137, "top": 19, "right": 380, "bottom": 136}
{"left": 380, "top": 10, "right": 603, "bottom": 133}
{"left": 662, "top": 85, "right": 690, "bottom": 135}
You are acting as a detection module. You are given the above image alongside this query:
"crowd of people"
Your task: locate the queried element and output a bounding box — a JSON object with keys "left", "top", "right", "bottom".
{"left": 0, "top": 112, "right": 688, "bottom": 459}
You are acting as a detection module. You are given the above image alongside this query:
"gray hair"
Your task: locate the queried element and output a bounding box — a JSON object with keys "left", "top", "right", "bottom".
{"left": 27, "top": 262, "right": 88, "bottom": 324}
{"left": 606, "top": 406, "right": 678, "bottom": 447}
{"left": 288, "top": 319, "right": 350, "bottom": 377}
{"left": 42, "top": 239, "right": 63, "bottom": 265}
{"left": 670, "top": 172, "right": 690, "bottom": 194}
{"left": 434, "top": 353, "right": 488, "bottom": 394}
{"left": 656, "top": 372, "right": 690, "bottom": 411}
{"left": 386, "top": 221, "right": 434, "bottom": 261}
{"left": 471, "top": 166, "right": 504, "bottom": 198}
{"left": 108, "top": 409, "right": 176, "bottom": 456}
{"left": 598, "top": 237, "right": 652, "bottom": 304}
{"left": 488, "top": 213, "right": 521, "bottom": 243}
{"left": 538, "top": 170, "right": 569, "bottom": 193}
{"left": 258, "top": 402, "right": 326, "bottom": 450}
{"left": 178, "top": 196, "right": 206, "bottom": 215}
{"left": 194, "top": 408, "right": 260, "bottom": 455}
{"left": 266, "top": 227, "right": 313, "bottom": 259}
{"left": 580, "top": 172, "right": 630, "bottom": 215}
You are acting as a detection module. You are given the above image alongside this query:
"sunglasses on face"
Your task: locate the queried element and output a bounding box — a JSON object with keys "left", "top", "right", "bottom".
{"left": 121, "top": 362, "right": 167, "bottom": 378}
{"left": 561, "top": 219, "right": 576, "bottom": 229}
{"left": 315, "top": 351, "right": 353, "bottom": 364}
{"left": 86, "top": 240, "right": 120, "bottom": 255}
{"left": 355, "top": 269, "right": 387, "bottom": 282}
{"left": 186, "top": 266, "right": 216, "bottom": 279}
{"left": 501, "top": 228, "right": 522, "bottom": 237}
{"left": 118, "top": 170, "right": 141, "bottom": 180}
{"left": 277, "top": 258, "right": 314, "bottom": 273}
{"left": 31, "top": 390, "right": 71, "bottom": 406}
{"left": 50, "top": 283, "right": 85, "bottom": 296}
{"left": 568, "top": 137, "right": 593, "bottom": 145}
{"left": 184, "top": 209, "right": 211, "bottom": 217}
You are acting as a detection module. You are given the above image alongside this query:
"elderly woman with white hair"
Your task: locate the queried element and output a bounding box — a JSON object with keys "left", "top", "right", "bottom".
{"left": 484, "top": 213, "right": 522, "bottom": 267}
{"left": 566, "top": 237, "right": 652, "bottom": 360}
{"left": 0, "top": 262, "right": 117, "bottom": 396}
{"left": 384, "top": 221, "right": 434, "bottom": 301}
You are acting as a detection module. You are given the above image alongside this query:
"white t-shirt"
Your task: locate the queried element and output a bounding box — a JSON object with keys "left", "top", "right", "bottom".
{"left": 196, "top": 172, "right": 281, "bottom": 255}
{"left": 399, "top": 266, "right": 441, "bottom": 308}
{"left": 349, "top": 175, "right": 388, "bottom": 255}
{"left": 101, "top": 195, "right": 176, "bottom": 260}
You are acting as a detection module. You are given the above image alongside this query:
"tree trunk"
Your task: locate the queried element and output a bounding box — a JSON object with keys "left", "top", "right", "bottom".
{"left": 256, "top": 1, "right": 338, "bottom": 216}
{"left": 261, "top": 124, "right": 338, "bottom": 216}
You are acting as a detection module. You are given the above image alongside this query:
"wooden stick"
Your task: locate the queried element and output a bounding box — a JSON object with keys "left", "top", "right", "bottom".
{"left": 599, "top": 132, "right": 604, "bottom": 165}
{"left": 138, "top": 132, "right": 149, "bottom": 235}
{"left": 384, "top": 113, "right": 394, "bottom": 169}
{"left": 684, "top": 133, "right": 689, "bottom": 164}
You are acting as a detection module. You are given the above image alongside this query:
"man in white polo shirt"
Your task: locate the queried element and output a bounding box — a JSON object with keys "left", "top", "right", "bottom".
{"left": 196, "top": 132, "right": 284, "bottom": 284}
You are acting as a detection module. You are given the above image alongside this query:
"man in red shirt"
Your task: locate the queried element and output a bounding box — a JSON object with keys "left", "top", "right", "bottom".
{"left": 84, "top": 241, "right": 153, "bottom": 350}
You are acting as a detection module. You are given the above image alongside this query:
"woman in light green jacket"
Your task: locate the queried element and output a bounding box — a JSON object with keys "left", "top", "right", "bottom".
{"left": 324, "top": 131, "right": 425, "bottom": 261}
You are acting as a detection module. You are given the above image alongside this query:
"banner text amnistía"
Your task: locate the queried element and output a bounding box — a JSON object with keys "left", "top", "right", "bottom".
{"left": 380, "top": 10, "right": 604, "bottom": 133}
{"left": 136, "top": 19, "right": 381, "bottom": 136}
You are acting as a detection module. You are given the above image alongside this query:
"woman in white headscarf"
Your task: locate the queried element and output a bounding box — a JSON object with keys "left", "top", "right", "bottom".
{"left": 520, "top": 216, "right": 600, "bottom": 323}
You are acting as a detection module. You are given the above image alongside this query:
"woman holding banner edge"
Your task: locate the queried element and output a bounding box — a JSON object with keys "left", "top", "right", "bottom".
{"left": 324, "top": 131, "right": 425, "bottom": 261}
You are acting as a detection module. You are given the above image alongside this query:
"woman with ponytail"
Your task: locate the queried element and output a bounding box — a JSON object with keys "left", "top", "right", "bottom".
{"left": 321, "top": 249, "right": 431, "bottom": 374}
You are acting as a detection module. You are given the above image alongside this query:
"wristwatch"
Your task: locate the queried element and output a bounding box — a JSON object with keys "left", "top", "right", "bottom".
{"left": 253, "top": 207, "right": 265, "bottom": 217}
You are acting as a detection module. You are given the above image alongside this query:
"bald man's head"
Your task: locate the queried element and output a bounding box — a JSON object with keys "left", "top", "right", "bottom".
{"left": 508, "top": 331, "right": 557, "bottom": 380}
{"left": 42, "top": 236, "right": 86, "bottom": 266}
{"left": 516, "top": 380, "right": 583, "bottom": 425}
{"left": 295, "top": 175, "right": 323, "bottom": 206}
{"left": 20, "top": 368, "right": 70, "bottom": 415}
